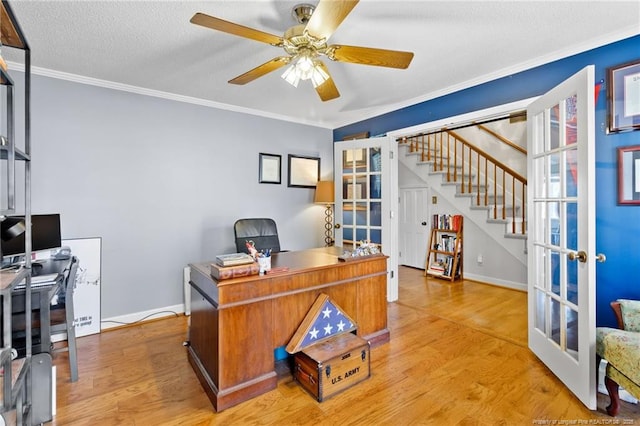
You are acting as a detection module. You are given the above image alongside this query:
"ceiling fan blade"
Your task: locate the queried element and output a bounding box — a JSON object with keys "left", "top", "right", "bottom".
{"left": 305, "top": 0, "right": 359, "bottom": 42}
{"left": 315, "top": 62, "right": 340, "bottom": 102}
{"left": 328, "top": 45, "right": 414, "bottom": 69}
{"left": 191, "top": 12, "right": 283, "bottom": 46}
{"left": 228, "top": 57, "right": 291, "bottom": 85}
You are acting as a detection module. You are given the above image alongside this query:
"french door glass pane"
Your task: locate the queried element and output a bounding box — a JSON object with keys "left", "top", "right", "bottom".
{"left": 370, "top": 202, "right": 382, "bottom": 227}
{"left": 566, "top": 201, "right": 578, "bottom": 251}
{"left": 534, "top": 158, "right": 546, "bottom": 198}
{"left": 567, "top": 306, "right": 579, "bottom": 361}
{"left": 566, "top": 147, "right": 578, "bottom": 198}
{"left": 550, "top": 104, "right": 560, "bottom": 150}
{"left": 565, "top": 94, "right": 578, "bottom": 146}
{"left": 535, "top": 289, "right": 546, "bottom": 332}
{"left": 551, "top": 298, "right": 561, "bottom": 345}
{"left": 551, "top": 250, "right": 560, "bottom": 296}
{"left": 567, "top": 255, "right": 578, "bottom": 306}
{"left": 355, "top": 202, "right": 367, "bottom": 225}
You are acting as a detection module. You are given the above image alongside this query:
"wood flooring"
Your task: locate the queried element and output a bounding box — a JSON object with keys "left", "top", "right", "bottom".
{"left": 49, "top": 266, "right": 638, "bottom": 425}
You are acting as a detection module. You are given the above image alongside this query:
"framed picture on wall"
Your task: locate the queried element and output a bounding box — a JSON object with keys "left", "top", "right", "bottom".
{"left": 288, "top": 154, "right": 320, "bottom": 188}
{"left": 607, "top": 59, "right": 640, "bottom": 133}
{"left": 618, "top": 145, "right": 640, "bottom": 205}
{"left": 259, "top": 153, "right": 281, "bottom": 184}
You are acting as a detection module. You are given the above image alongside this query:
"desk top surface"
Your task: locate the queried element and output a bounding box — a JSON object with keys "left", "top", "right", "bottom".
{"left": 1, "top": 258, "right": 70, "bottom": 292}
{"left": 191, "top": 246, "right": 387, "bottom": 286}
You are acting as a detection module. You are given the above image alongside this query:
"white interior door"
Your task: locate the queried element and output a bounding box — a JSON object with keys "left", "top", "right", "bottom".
{"left": 399, "top": 187, "right": 430, "bottom": 268}
{"left": 527, "top": 65, "right": 597, "bottom": 409}
{"left": 334, "top": 137, "right": 398, "bottom": 301}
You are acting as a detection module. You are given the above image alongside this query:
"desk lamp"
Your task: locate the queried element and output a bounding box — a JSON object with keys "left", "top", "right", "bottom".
{"left": 314, "top": 181, "right": 335, "bottom": 247}
{"left": 0, "top": 216, "right": 26, "bottom": 263}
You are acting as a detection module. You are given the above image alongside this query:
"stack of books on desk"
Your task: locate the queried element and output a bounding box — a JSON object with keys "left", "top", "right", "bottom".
{"left": 211, "top": 253, "right": 258, "bottom": 280}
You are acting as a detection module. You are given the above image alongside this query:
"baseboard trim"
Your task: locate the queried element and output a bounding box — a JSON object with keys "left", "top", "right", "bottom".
{"left": 463, "top": 273, "right": 527, "bottom": 292}
{"left": 100, "top": 303, "right": 186, "bottom": 331}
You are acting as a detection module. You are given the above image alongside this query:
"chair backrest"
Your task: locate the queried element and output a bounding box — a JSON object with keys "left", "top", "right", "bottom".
{"left": 65, "top": 256, "right": 79, "bottom": 305}
{"left": 234, "top": 218, "right": 281, "bottom": 254}
{"left": 53, "top": 256, "right": 79, "bottom": 311}
{"left": 618, "top": 299, "right": 640, "bottom": 332}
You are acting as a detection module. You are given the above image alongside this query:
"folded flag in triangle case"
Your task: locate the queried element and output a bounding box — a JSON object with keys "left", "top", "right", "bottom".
{"left": 286, "top": 293, "right": 358, "bottom": 354}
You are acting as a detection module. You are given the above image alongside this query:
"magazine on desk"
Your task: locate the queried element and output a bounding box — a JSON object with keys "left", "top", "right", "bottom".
{"left": 14, "top": 273, "right": 59, "bottom": 290}
{"left": 215, "top": 252, "right": 254, "bottom": 267}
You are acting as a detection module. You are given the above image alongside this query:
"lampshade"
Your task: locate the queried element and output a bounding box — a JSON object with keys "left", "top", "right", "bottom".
{"left": 314, "top": 181, "right": 334, "bottom": 204}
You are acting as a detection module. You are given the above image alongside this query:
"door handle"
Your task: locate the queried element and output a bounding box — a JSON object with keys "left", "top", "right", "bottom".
{"left": 334, "top": 224, "right": 341, "bottom": 229}
{"left": 568, "top": 251, "right": 606, "bottom": 263}
{"left": 421, "top": 221, "right": 427, "bottom": 226}
{"left": 568, "top": 251, "right": 587, "bottom": 263}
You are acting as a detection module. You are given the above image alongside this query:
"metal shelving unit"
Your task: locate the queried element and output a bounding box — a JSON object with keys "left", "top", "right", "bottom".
{"left": 1, "top": 0, "right": 33, "bottom": 424}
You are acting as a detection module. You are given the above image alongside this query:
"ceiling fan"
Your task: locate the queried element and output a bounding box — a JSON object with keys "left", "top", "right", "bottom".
{"left": 190, "top": 0, "right": 414, "bottom": 102}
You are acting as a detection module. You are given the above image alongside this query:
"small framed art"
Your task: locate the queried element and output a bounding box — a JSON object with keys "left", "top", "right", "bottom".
{"left": 607, "top": 59, "right": 640, "bottom": 133}
{"left": 617, "top": 145, "right": 640, "bottom": 205}
{"left": 259, "top": 153, "right": 281, "bottom": 184}
{"left": 288, "top": 154, "right": 320, "bottom": 188}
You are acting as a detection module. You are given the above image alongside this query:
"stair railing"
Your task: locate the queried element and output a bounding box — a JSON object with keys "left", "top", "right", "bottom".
{"left": 398, "top": 130, "right": 527, "bottom": 235}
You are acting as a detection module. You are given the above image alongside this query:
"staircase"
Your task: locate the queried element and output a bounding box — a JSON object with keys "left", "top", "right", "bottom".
{"left": 398, "top": 129, "right": 528, "bottom": 265}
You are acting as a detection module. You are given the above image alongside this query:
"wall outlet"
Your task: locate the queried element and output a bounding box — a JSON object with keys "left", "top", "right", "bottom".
{"left": 477, "top": 254, "right": 483, "bottom": 264}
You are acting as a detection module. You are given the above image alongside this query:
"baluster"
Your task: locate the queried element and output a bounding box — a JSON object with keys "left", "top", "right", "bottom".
{"left": 453, "top": 137, "right": 458, "bottom": 182}
{"left": 446, "top": 133, "right": 451, "bottom": 182}
{"left": 501, "top": 170, "right": 506, "bottom": 221}
{"left": 467, "top": 148, "right": 472, "bottom": 194}
{"left": 511, "top": 176, "right": 516, "bottom": 234}
{"left": 483, "top": 158, "right": 488, "bottom": 207}
{"left": 521, "top": 182, "right": 526, "bottom": 234}
{"left": 476, "top": 152, "right": 481, "bottom": 205}
{"left": 439, "top": 132, "right": 444, "bottom": 171}
{"left": 492, "top": 163, "right": 497, "bottom": 218}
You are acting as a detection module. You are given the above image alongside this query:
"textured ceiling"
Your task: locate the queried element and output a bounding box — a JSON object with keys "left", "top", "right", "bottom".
{"left": 3, "top": 1, "right": 639, "bottom": 129}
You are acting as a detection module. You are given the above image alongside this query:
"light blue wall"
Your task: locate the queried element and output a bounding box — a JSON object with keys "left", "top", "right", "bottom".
{"left": 12, "top": 73, "right": 333, "bottom": 319}
{"left": 334, "top": 35, "right": 640, "bottom": 328}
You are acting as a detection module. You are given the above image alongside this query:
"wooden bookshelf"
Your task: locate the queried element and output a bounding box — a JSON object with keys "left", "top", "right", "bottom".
{"left": 425, "top": 215, "right": 463, "bottom": 282}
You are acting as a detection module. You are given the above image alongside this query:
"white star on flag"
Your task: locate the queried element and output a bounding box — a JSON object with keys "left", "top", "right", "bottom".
{"left": 324, "top": 323, "right": 333, "bottom": 335}
{"left": 322, "top": 307, "right": 332, "bottom": 318}
{"left": 309, "top": 327, "right": 319, "bottom": 339}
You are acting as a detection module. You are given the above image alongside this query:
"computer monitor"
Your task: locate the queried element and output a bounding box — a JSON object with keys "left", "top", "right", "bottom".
{"left": 1, "top": 214, "right": 62, "bottom": 259}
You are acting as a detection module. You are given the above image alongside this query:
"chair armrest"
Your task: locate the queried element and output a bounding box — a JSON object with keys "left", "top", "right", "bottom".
{"left": 611, "top": 301, "right": 624, "bottom": 329}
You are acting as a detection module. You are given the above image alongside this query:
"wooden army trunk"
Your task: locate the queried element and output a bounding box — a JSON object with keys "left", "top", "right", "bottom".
{"left": 293, "top": 332, "right": 370, "bottom": 402}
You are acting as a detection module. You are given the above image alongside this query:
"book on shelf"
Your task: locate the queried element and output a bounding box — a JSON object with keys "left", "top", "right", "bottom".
{"left": 215, "top": 252, "right": 255, "bottom": 267}
{"left": 432, "top": 214, "right": 463, "bottom": 231}
{"left": 210, "top": 262, "right": 259, "bottom": 280}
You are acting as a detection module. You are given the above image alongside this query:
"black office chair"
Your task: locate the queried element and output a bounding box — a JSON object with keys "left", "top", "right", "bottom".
{"left": 234, "top": 218, "right": 282, "bottom": 254}
{"left": 50, "top": 255, "right": 80, "bottom": 382}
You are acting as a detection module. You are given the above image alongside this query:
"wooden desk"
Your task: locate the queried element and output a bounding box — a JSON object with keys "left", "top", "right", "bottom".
{"left": 188, "top": 246, "right": 389, "bottom": 411}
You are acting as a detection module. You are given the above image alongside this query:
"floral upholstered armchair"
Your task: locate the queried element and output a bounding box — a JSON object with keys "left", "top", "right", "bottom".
{"left": 596, "top": 299, "right": 640, "bottom": 416}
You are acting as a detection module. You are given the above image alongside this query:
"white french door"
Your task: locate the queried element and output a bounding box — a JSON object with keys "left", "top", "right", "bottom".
{"left": 527, "top": 65, "right": 599, "bottom": 409}
{"left": 334, "top": 137, "right": 398, "bottom": 301}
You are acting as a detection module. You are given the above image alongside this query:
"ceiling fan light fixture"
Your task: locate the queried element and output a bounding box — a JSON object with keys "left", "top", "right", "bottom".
{"left": 281, "top": 63, "right": 301, "bottom": 87}
{"left": 281, "top": 54, "right": 329, "bottom": 88}
{"left": 310, "top": 61, "right": 329, "bottom": 88}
